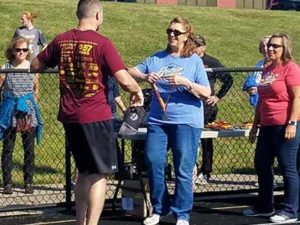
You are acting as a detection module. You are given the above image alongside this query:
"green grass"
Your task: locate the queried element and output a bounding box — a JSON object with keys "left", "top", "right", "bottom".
{"left": 0, "top": 1, "right": 299, "bottom": 185}
{"left": 1, "top": 1, "right": 300, "bottom": 66}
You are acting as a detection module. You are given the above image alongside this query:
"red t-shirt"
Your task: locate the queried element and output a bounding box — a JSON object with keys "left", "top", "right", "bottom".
{"left": 37, "top": 29, "right": 126, "bottom": 124}
{"left": 258, "top": 61, "right": 300, "bottom": 126}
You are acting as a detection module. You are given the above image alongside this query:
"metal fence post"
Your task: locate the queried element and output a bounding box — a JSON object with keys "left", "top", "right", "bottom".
{"left": 65, "top": 136, "right": 72, "bottom": 213}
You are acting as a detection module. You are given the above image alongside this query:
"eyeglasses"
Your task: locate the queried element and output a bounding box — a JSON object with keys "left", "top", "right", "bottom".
{"left": 14, "top": 48, "right": 29, "bottom": 52}
{"left": 267, "top": 43, "right": 283, "bottom": 49}
{"left": 166, "top": 28, "right": 187, "bottom": 37}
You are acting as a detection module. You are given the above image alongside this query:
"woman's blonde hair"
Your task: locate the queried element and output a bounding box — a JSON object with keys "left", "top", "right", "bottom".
{"left": 166, "top": 16, "right": 196, "bottom": 58}
{"left": 21, "top": 11, "right": 37, "bottom": 23}
{"left": 5, "top": 37, "right": 31, "bottom": 62}
{"left": 270, "top": 33, "right": 294, "bottom": 64}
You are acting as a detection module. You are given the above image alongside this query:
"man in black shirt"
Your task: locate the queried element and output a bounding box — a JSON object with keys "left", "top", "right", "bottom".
{"left": 194, "top": 35, "right": 233, "bottom": 183}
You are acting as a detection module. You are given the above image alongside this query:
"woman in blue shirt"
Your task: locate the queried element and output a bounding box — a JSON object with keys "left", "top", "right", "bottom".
{"left": 129, "top": 17, "right": 210, "bottom": 225}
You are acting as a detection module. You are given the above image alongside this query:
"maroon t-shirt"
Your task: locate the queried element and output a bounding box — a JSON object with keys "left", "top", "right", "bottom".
{"left": 37, "top": 29, "right": 126, "bottom": 124}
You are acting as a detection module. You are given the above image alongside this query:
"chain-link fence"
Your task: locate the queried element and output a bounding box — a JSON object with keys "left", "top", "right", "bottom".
{"left": 0, "top": 67, "right": 281, "bottom": 212}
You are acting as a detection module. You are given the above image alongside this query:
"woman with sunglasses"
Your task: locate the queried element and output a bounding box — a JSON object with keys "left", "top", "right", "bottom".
{"left": 13, "top": 11, "right": 47, "bottom": 59}
{"left": 0, "top": 36, "right": 43, "bottom": 194}
{"left": 243, "top": 33, "right": 300, "bottom": 223}
{"left": 129, "top": 17, "right": 210, "bottom": 225}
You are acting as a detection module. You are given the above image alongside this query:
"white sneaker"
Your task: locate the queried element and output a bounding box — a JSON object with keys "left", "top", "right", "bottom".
{"left": 195, "top": 173, "right": 208, "bottom": 184}
{"left": 176, "top": 219, "right": 189, "bottom": 225}
{"left": 270, "top": 213, "right": 297, "bottom": 223}
{"left": 143, "top": 214, "right": 160, "bottom": 225}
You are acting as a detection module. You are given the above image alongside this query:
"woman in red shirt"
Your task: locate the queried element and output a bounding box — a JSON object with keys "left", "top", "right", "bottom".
{"left": 243, "top": 33, "right": 300, "bottom": 223}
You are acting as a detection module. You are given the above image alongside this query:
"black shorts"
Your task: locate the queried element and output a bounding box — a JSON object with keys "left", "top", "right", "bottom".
{"left": 64, "top": 120, "right": 118, "bottom": 175}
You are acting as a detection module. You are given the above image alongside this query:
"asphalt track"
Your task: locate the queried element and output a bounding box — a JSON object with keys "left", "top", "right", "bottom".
{"left": 1, "top": 193, "right": 300, "bottom": 225}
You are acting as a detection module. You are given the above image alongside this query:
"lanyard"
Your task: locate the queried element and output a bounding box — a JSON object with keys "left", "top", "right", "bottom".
{"left": 152, "top": 83, "right": 171, "bottom": 120}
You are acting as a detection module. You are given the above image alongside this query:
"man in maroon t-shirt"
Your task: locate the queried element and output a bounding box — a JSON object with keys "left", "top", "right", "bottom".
{"left": 31, "top": 1, "right": 143, "bottom": 224}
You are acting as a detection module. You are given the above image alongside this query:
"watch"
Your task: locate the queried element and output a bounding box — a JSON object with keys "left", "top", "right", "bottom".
{"left": 288, "top": 120, "right": 297, "bottom": 126}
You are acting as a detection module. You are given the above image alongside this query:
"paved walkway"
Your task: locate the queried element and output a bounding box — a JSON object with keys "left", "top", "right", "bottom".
{"left": 1, "top": 192, "right": 300, "bottom": 225}
{"left": 0, "top": 174, "right": 284, "bottom": 209}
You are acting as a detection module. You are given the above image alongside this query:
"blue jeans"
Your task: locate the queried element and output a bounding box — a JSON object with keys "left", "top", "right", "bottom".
{"left": 145, "top": 123, "right": 201, "bottom": 221}
{"left": 255, "top": 124, "right": 300, "bottom": 218}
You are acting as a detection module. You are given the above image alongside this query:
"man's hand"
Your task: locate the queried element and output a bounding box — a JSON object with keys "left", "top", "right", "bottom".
{"left": 130, "top": 89, "right": 144, "bottom": 107}
{"left": 205, "top": 95, "right": 220, "bottom": 107}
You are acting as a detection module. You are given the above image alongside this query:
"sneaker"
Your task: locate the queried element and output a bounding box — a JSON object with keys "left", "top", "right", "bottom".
{"left": 204, "top": 174, "right": 211, "bottom": 182}
{"left": 270, "top": 213, "right": 297, "bottom": 223}
{"left": 243, "top": 208, "right": 274, "bottom": 217}
{"left": 24, "top": 184, "right": 34, "bottom": 194}
{"left": 195, "top": 173, "right": 210, "bottom": 184}
{"left": 143, "top": 214, "right": 160, "bottom": 225}
{"left": 176, "top": 219, "right": 189, "bottom": 225}
{"left": 3, "top": 184, "right": 13, "bottom": 195}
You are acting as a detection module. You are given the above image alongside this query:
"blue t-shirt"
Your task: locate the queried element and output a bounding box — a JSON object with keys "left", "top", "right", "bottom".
{"left": 136, "top": 50, "right": 209, "bottom": 128}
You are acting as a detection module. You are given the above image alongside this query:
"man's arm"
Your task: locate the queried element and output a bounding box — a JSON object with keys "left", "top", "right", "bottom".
{"left": 31, "top": 57, "right": 46, "bottom": 72}
{"left": 127, "top": 67, "right": 147, "bottom": 82}
{"left": 114, "top": 69, "right": 141, "bottom": 93}
{"left": 206, "top": 57, "right": 232, "bottom": 106}
{"left": 114, "top": 69, "right": 143, "bottom": 106}
{"left": 216, "top": 71, "right": 233, "bottom": 99}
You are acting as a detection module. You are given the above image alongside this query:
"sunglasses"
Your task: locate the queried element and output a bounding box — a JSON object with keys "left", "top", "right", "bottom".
{"left": 166, "top": 28, "right": 187, "bottom": 37}
{"left": 267, "top": 43, "right": 283, "bottom": 49}
{"left": 14, "top": 48, "right": 29, "bottom": 52}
